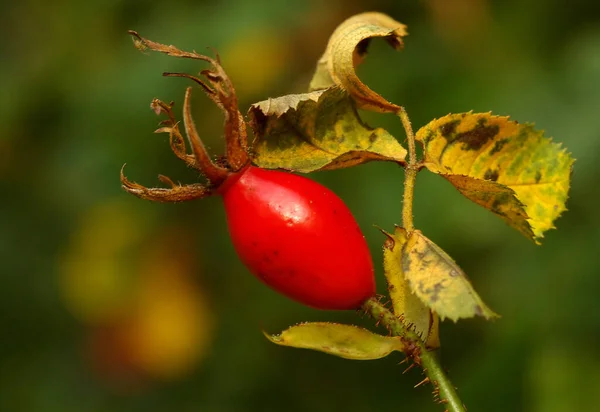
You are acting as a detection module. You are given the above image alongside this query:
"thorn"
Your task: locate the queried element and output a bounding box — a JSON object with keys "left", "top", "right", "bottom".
{"left": 402, "top": 362, "right": 416, "bottom": 374}
{"left": 414, "top": 377, "right": 430, "bottom": 388}
{"left": 398, "top": 357, "right": 409, "bottom": 365}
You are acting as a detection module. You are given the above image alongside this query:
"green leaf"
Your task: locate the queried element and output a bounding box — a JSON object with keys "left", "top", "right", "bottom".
{"left": 310, "top": 12, "right": 407, "bottom": 113}
{"left": 264, "top": 322, "right": 406, "bottom": 360}
{"left": 248, "top": 88, "right": 406, "bottom": 172}
{"left": 416, "top": 112, "right": 574, "bottom": 243}
{"left": 401, "top": 229, "right": 499, "bottom": 322}
{"left": 382, "top": 227, "right": 439, "bottom": 348}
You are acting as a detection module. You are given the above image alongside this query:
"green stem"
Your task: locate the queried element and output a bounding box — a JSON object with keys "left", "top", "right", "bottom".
{"left": 399, "top": 106, "right": 417, "bottom": 166}
{"left": 420, "top": 350, "right": 466, "bottom": 412}
{"left": 399, "top": 107, "right": 418, "bottom": 232}
{"left": 362, "top": 298, "right": 466, "bottom": 412}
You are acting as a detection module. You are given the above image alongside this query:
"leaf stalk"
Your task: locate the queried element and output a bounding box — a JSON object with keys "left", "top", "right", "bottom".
{"left": 399, "top": 107, "right": 418, "bottom": 232}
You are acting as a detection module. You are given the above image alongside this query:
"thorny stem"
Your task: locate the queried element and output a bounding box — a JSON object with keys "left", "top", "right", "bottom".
{"left": 399, "top": 107, "right": 418, "bottom": 233}
{"left": 362, "top": 298, "right": 466, "bottom": 412}
{"left": 387, "top": 107, "right": 466, "bottom": 411}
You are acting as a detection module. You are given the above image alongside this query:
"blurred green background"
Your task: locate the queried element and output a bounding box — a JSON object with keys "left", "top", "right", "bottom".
{"left": 2, "top": 0, "right": 599, "bottom": 411}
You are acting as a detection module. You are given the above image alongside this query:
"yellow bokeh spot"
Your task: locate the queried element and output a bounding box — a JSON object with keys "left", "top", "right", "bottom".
{"left": 221, "top": 28, "right": 290, "bottom": 97}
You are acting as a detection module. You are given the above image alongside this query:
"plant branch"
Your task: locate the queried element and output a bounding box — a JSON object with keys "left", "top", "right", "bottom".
{"left": 362, "top": 297, "right": 466, "bottom": 412}
{"left": 398, "top": 107, "right": 418, "bottom": 232}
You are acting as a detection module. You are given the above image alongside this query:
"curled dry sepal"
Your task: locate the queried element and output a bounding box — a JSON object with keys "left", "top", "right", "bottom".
{"left": 122, "top": 11, "right": 573, "bottom": 391}
{"left": 122, "top": 31, "right": 248, "bottom": 202}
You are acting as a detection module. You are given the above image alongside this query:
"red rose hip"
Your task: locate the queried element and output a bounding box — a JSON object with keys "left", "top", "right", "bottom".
{"left": 222, "top": 166, "right": 375, "bottom": 309}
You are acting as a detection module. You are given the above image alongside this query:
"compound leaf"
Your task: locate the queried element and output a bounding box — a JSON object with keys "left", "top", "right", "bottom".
{"left": 264, "top": 322, "right": 406, "bottom": 360}
{"left": 416, "top": 112, "right": 573, "bottom": 243}
{"left": 310, "top": 12, "right": 407, "bottom": 113}
{"left": 402, "top": 229, "right": 499, "bottom": 322}
{"left": 248, "top": 88, "right": 406, "bottom": 172}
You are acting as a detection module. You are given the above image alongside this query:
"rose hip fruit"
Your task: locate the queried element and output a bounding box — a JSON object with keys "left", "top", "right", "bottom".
{"left": 121, "top": 35, "right": 376, "bottom": 310}
{"left": 222, "top": 166, "right": 375, "bottom": 309}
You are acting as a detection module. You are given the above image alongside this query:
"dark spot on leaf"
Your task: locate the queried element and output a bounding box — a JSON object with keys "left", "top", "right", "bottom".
{"left": 412, "top": 247, "right": 428, "bottom": 261}
{"left": 420, "top": 281, "right": 445, "bottom": 303}
{"left": 491, "top": 192, "right": 511, "bottom": 216}
{"left": 369, "top": 132, "right": 378, "bottom": 143}
{"left": 342, "top": 124, "right": 353, "bottom": 134}
{"left": 489, "top": 138, "right": 509, "bottom": 155}
{"left": 440, "top": 120, "right": 460, "bottom": 139}
{"left": 422, "top": 130, "right": 434, "bottom": 145}
{"left": 484, "top": 169, "right": 499, "bottom": 182}
{"left": 535, "top": 170, "right": 542, "bottom": 183}
{"left": 402, "top": 255, "right": 412, "bottom": 273}
{"left": 455, "top": 119, "right": 499, "bottom": 151}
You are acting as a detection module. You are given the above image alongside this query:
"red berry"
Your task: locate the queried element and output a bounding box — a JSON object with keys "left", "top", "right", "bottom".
{"left": 221, "top": 166, "right": 376, "bottom": 310}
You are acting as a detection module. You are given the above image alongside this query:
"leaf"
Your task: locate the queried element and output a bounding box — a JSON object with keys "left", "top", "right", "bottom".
{"left": 382, "top": 227, "right": 439, "bottom": 348}
{"left": 401, "top": 229, "right": 499, "bottom": 322}
{"left": 248, "top": 87, "right": 406, "bottom": 172}
{"left": 264, "top": 322, "right": 406, "bottom": 360}
{"left": 416, "top": 112, "right": 574, "bottom": 243}
{"left": 310, "top": 12, "right": 407, "bottom": 113}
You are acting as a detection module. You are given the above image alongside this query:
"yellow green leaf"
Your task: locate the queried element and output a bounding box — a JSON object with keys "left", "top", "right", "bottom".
{"left": 248, "top": 87, "right": 406, "bottom": 172}
{"left": 402, "top": 230, "right": 499, "bottom": 322}
{"left": 264, "top": 322, "right": 406, "bottom": 360}
{"left": 416, "top": 112, "right": 573, "bottom": 243}
{"left": 382, "top": 227, "right": 439, "bottom": 348}
{"left": 310, "top": 12, "right": 407, "bottom": 113}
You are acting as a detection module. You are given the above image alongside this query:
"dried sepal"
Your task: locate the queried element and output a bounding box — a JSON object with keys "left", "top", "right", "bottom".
{"left": 150, "top": 99, "right": 197, "bottom": 169}
{"left": 129, "top": 31, "right": 248, "bottom": 171}
{"left": 120, "top": 165, "right": 211, "bottom": 203}
{"left": 182, "top": 87, "right": 230, "bottom": 184}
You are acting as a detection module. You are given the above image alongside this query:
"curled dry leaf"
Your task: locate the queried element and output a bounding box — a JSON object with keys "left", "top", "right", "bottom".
{"left": 310, "top": 12, "right": 407, "bottom": 113}
{"left": 264, "top": 322, "right": 406, "bottom": 360}
{"left": 416, "top": 112, "right": 574, "bottom": 243}
{"left": 248, "top": 88, "right": 406, "bottom": 172}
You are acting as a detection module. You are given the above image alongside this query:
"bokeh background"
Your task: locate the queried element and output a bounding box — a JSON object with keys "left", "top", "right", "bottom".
{"left": 2, "top": 0, "right": 600, "bottom": 411}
